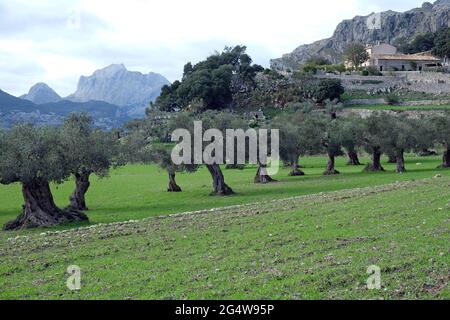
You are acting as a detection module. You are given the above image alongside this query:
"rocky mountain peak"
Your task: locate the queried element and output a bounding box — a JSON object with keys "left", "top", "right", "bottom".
{"left": 21, "top": 82, "right": 61, "bottom": 104}
{"left": 91, "top": 64, "right": 127, "bottom": 78}
{"left": 68, "top": 64, "right": 170, "bottom": 112}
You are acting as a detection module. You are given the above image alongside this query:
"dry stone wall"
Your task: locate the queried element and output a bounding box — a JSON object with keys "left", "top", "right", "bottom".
{"left": 317, "top": 72, "right": 450, "bottom": 94}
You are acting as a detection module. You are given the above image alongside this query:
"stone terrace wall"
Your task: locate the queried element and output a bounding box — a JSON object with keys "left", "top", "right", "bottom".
{"left": 340, "top": 108, "right": 446, "bottom": 119}
{"left": 405, "top": 72, "right": 450, "bottom": 94}
{"left": 344, "top": 99, "right": 450, "bottom": 106}
{"left": 316, "top": 74, "right": 404, "bottom": 92}
{"left": 316, "top": 72, "right": 450, "bottom": 94}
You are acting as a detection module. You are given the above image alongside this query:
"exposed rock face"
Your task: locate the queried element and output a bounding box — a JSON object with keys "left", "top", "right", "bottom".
{"left": 67, "top": 64, "right": 170, "bottom": 111}
{"left": 21, "top": 83, "right": 61, "bottom": 104}
{"left": 271, "top": 0, "right": 450, "bottom": 70}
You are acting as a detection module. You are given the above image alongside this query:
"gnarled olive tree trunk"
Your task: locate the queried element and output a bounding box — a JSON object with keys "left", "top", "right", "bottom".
{"left": 323, "top": 154, "right": 340, "bottom": 175}
{"left": 3, "top": 179, "right": 88, "bottom": 230}
{"left": 346, "top": 149, "right": 361, "bottom": 166}
{"left": 206, "top": 164, "right": 234, "bottom": 195}
{"left": 439, "top": 147, "right": 450, "bottom": 168}
{"left": 396, "top": 149, "right": 406, "bottom": 173}
{"left": 364, "top": 147, "right": 385, "bottom": 172}
{"left": 254, "top": 165, "right": 277, "bottom": 184}
{"left": 167, "top": 171, "right": 182, "bottom": 192}
{"left": 289, "top": 162, "right": 305, "bottom": 176}
{"left": 69, "top": 172, "right": 91, "bottom": 211}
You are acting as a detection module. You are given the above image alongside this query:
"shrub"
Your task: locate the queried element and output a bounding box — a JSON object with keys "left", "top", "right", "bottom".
{"left": 366, "top": 66, "right": 382, "bottom": 76}
{"left": 385, "top": 94, "right": 400, "bottom": 105}
{"left": 301, "top": 79, "right": 345, "bottom": 103}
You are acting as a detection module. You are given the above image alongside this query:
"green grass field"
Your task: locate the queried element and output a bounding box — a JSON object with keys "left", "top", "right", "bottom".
{"left": 0, "top": 155, "right": 449, "bottom": 299}
{"left": 0, "top": 155, "right": 447, "bottom": 231}
{"left": 0, "top": 177, "right": 448, "bottom": 299}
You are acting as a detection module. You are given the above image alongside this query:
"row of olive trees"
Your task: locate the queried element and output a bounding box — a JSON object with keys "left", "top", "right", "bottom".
{"left": 1, "top": 111, "right": 449, "bottom": 230}
{"left": 274, "top": 111, "right": 450, "bottom": 177}
{"left": 129, "top": 110, "right": 450, "bottom": 196}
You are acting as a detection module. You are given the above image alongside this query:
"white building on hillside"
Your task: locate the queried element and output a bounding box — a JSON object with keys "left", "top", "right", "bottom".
{"left": 361, "top": 44, "right": 442, "bottom": 71}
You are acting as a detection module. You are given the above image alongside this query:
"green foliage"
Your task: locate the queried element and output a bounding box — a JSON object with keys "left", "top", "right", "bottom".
{"left": 166, "top": 110, "right": 248, "bottom": 162}
{"left": 148, "top": 144, "right": 197, "bottom": 175}
{"left": 433, "top": 27, "right": 450, "bottom": 59}
{"left": 324, "top": 64, "right": 347, "bottom": 74}
{"left": 273, "top": 111, "right": 324, "bottom": 166}
{"left": 301, "top": 79, "right": 344, "bottom": 103}
{"left": 395, "top": 27, "right": 450, "bottom": 59}
{"left": 263, "top": 68, "right": 285, "bottom": 80}
{"left": 299, "top": 57, "right": 345, "bottom": 75}
{"left": 151, "top": 81, "right": 182, "bottom": 112}
{"left": 385, "top": 94, "right": 400, "bottom": 105}
{"left": 301, "top": 63, "right": 319, "bottom": 74}
{"left": 60, "top": 113, "right": 121, "bottom": 177}
{"left": 431, "top": 112, "right": 450, "bottom": 147}
{"left": 362, "top": 112, "right": 392, "bottom": 154}
{"left": 380, "top": 115, "right": 420, "bottom": 156}
{"left": 154, "top": 46, "right": 264, "bottom": 111}
{"left": 322, "top": 118, "right": 345, "bottom": 158}
{"left": 0, "top": 124, "right": 69, "bottom": 185}
{"left": 343, "top": 43, "right": 369, "bottom": 69}
{"left": 361, "top": 66, "right": 382, "bottom": 76}
{"left": 305, "top": 56, "right": 331, "bottom": 66}
{"left": 399, "top": 32, "right": 436, "bottom": 54}
{"left": 340, "top": 116, "right": 366, "bottom": 152}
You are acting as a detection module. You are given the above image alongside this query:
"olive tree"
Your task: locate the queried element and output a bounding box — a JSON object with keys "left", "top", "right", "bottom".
{"left": 431, "top": 113, "right": 450, "bottom": 168}
{"left": 362, "top": 113, "right": 391, "bottom": 172}
{"left": 414, "top": 116, "right": 437, "bottom": 158}
{"left": 149, "top": 144, "right": 198, "bottom": 192}
{"left": 0, "top": 124, "right": 88, "bottom": 230}
{"left": 61, "top": 113, "right": 121, "bottom": 211}
{"left": 273, "top": 111, "right": 323, "bottom": 176}
{"left": 343, "top": 43, "right": 369, "bottom": 69}
{"left": 169, "top": 112, "right": 236, "bottom": 195}
{"left": 340, "top": 116, "right": 365, "bottom": 166}
{"left": 121, "top": 117, "right": 194, "bottom": 193}
{"left": 322, "top": 118, "right": 345, "bottom": 175}
{"left": 253, "top": 127, "right": 279, "bottom": 184}
{"left": 381, "top": 115, "right": 418, "bottom": 173}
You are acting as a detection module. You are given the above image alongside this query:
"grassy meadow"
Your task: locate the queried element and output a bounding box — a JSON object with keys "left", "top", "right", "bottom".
{"left": 0, "top": 154, "right": 449, "bottom": 299}
{"left": 0, "top": 175, "right": 448, "bottom": 299}
{"left": 0, "top": 154, "right": 448, "bottom": 231}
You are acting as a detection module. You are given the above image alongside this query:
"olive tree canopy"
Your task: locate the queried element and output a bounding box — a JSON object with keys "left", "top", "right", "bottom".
{"left": 0, "top": 124, "right": 87, "bottom": 230}
{"left": 60, "top": 113, "right": 121, "bottom": 211}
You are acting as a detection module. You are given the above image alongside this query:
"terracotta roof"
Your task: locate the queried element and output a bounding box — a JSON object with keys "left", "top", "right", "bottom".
{"left": 374, "top": 54, "right": 441, "bottom": 62}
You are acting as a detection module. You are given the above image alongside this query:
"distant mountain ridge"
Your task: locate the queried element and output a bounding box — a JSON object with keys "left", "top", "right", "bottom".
{"left": 271, "top": 0, "right": 450, "bottom": 70}
{"left": 5, "top": 64, "right": 171, "bottom": 127}
{"left": 0, "top": 89, "right": 128, "bottom": 129}
{"left": 67, "top": 64, "right": 170, "bottom": 112}
{"left": 20, "top": 82, "right": 61, "bottom": 104}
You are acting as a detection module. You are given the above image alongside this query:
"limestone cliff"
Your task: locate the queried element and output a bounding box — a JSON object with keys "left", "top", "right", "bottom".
{"left": 271, "top": 0, "right": 450, "bottom": 70}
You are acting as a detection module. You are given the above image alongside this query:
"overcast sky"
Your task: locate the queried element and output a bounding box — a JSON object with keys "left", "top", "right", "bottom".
{"left": 0, "top": 0, "right": 426, "bottom": 96}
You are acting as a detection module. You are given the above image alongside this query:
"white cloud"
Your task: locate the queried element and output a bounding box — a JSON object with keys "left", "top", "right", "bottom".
{"left": 0, "top": 0, "right": 426, "bottom": 96}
